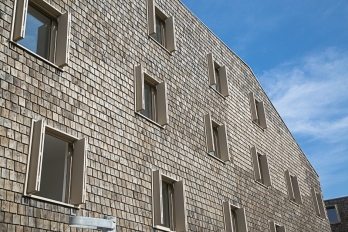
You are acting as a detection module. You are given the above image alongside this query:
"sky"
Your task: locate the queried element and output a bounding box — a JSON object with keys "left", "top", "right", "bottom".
{"left": 180, "top": 0, "right": 348, "bottom": 199}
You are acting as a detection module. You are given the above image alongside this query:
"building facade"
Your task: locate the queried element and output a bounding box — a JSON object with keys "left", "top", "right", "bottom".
{"left": 325, "top": 196, "right": 348, "bottom": 232}
{"left": 0, "top": 0, "right": 331, "bottom": 231}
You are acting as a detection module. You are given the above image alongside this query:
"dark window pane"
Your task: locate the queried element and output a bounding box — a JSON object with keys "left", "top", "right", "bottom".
{"left": 151, "top": 16, "right": 165, "bottom": 45}
{"left": 162, "top": 182, "right": 170, "bottom": 228}
{"left": 232, "top": 210, "right": 238, "bottom": 232}
{"left": 258, "top": 154, "right": 264, "bottom": 183}
{"left": 35, "top": 134, "right": 68, "bottom": 202}
{"left": 213, "top": 125, "right": 219, "bottom": 158}
{"left": 214, "top": 67, "right": 220, "bottom": 91}
{"left": 19, "top": 5, "right": 51, "bottom": 59}
{"left": 140, "top": 82, "right": 154, "bottom": 120}
{"left": 327, "top": 207, "right": 339, "bottom": 223}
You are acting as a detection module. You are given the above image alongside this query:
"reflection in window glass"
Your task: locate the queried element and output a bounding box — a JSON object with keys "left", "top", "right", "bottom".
{"left": 212, "top": 125, "right": 219, "bottom": 158}
{"left": 327, "top": 206, "right": 339, "bottom": 223}
{"left": 151, "top": 16, "right": 165, "bottom": 45}
{"left": 140, "top": 82, "right": 155, "bottom": 120}
{"left": 18, "top": 5, "right": 51, "bottom": 59}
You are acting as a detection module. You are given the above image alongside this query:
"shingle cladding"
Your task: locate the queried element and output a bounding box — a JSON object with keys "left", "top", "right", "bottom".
{"left": 0, "top": 0, "right": 331, "bottom": 231}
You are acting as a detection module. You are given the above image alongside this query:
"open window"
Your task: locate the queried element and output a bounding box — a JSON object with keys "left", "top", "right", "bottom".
{"left": 134, "top": 65, "right": 168, "bottom": 126}
{"left": 223, "top": 201, "right": 248, "bottom": 232}
{"left": 204, "top": 113, "right": 230, "bottom": 162}
{"left": 311, "top": 187, "right": 326, "bottom": 218}
{"left": 152, "top": 170, "right": 187, "bottom": 232}
{"left": 269, "top": 221, "right": 286, "bottom": 232}
{"left": 248, "top": 92, "right": 267, "bottom": 129}
{"left": 326, "top": 205, "right": 340, "bottom": 224}
{"left": 25, "top": 119, "right": 87, "bottom": 206}
{"left": 147, "top": 0, "right": 176, "bottom": 52}
{"left": 11, "top": 0, "right": 71, "bottom": 67}
{"left": 207, "top": 53, "right": 229, "bottom": 97}
{"left": 284, "top": 170, "right": 302, "bottom": 204}
{"left": 250, "top": 146, "right": 271, "bottom": 186}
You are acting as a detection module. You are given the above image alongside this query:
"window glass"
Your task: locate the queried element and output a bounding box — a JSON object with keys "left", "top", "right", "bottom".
{"left": 213, "top": 66, "right": 220, "bottom": 91}
{"left": 212, "top": 125, "right": 219, "bottom": 157}
{"left": 231, "top": 210, "right": 238, "bottom": 232}
{"left": 327, "top": 207, "right": 339, "bottom": 223}
{"left": 258, "top": 154, "right": 264, "bottom": 182}
{"left": 141, "top": 82, "right": 154, "bottom": 120}
{"left": 19, "top": 5, "right": 51, "bottom": 59}
{"left": 34, "top": 134, "right": 70, "bottom": 202}
{"left": 152, "top": 16, "right": 165, "bottom": 45}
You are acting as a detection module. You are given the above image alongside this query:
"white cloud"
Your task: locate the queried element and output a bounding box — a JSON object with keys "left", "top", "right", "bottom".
{"left": 259, "top": 48, "right": 348, "bottom": 142}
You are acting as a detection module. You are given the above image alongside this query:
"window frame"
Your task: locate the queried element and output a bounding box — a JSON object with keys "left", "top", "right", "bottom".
{"left": 134, "top": 65, "right": 168, "bottom": 127}
{"left": 204, "top": 113, "right": 230, "bottom": 162}
{"left": 284, "top": 170, "right": 302, "bottom": 204}
{"left": 326, "top": 205, "right": 340, "bottom": 224}
{"left": 152, "top": 170, "right": 187, "bottom": 232}
{"left": 223, "top": 201, "right": 248, "bottom": 232}
{"left": 250, "top": 146, "right": 272, "bottom": 187}
{"left": 311, "top": 187, "right": 326, "bottom": 218}
{"left": 269, "top": 221, "right": 286, "bottom": 232}
{"left": 248, "top": 92, "right": 267, "bottom": 129}
{"left": 24, "top": 119, "right": 87, "bottom": 208}
{"left": 207, "top": 53, "right": 229, "bottom": 97}
{"left": 147, "top": 0, "right": 176, "bottom": 52}
{"left": 11, "top": 0, "right": 71, "bottom": 68}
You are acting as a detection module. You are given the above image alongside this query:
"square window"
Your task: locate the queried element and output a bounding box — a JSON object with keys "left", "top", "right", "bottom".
{"left": 250, "top": 146, "right": 272, "bottom": 186}
{"left": 152, "top": 170, "right": 187, "bottom": 231}
{"left": 207, "top": 53, "right": 229, "bottom": 97}
{"left": 25, "top": 119, "right": 87, "bottom": 206}
{"left": 223, "top": 201, "right": 248, "bottom": 232}
{"left": 147, "top": 0, "right": 176, "bottom": 52}
{"left": 326, "top": 205, "right": 340, "bottom": 224}
{"left": 12, "top": 0, "right": 71, "bottom": 67}
{"left": 204, "top": 113, "right": 230, "bottom": 162}
{"left": 135, "top": 65, "right": 168, "bottom": 126}
{"left": 248, "top": 92, "right": 267, "bottom": 129}
{"left": 285, "top": 170, "right": 302, "bottom": 204}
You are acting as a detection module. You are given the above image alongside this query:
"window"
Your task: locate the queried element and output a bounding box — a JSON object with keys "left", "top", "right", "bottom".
{"left": 250, "top": 146, "right": 271, "bottom": 186}
{"left": 311, "top": 187, "right": 326, "bottom": 218}
{"left": 25, "top": 119, "right": 87, "bottom": 206}
{"left": 12, "top": 0, "right": 71, "bottom": 67}
{"left": 248, "top": 92, "right": 267, "bottom": 129}
{"left": 284, "top": 170, "right": 302, "bottom": 204}
{"left": 147, "top": 0, "right": 176, "bottom": 52}
{"left": 134, "top": 65, "right": 168, "bottom": 126}
{"left": 223, "top": 201, "right": 248, "bottom": 232}
{"left": 204, "top": 113, "right": 230, "bottom": 162}
{"left": 152, "top": 170, "right": 187, "bottom": 231}
{"left": 269, "top": 221, "right": 286, "bottom": 232}
{"left": 326, "top": 205, "right": 340, "bottom": 224}
{"left": 207, "top": 53, "right": 229, "bottom": 97}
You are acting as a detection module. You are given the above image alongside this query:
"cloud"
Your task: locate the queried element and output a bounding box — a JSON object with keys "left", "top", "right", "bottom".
{"left": 259, "top": 48, "right": 348, "bottom": 142}
{"left": 258, "top": 48, "right": 348, "bottom": 198}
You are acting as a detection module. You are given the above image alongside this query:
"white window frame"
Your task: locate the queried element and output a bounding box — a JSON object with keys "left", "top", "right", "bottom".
{"left": 311, "top": 187, "right": 326, "bottom": 218}
{"left": 223, "top": 201, "right": 248, "bottom": 232}
{"left": 284, "top": 170, "right": 302, "bottom": 204}
{"left": 326, "top": 205, "right": 341, "bottom": 224}
{"left": 147, "top": 0, "right": 176, "bottom": 52}
{"left": 134, "top": 65, "right": 168, "bottom": 126}
{"left": 269, "top": 221, "right": 286, "bottom": 232}
{"left": 207, "top": 53, "right": 229, "bottom": 97}
{"left": 248, "top": 92, "right": 267, "bottom": 129}
{"left": 204, "top": 113, "right": 230, "bottom": 162}
{"left": 24, "top": 119, "right": 87, "bottom": 208}
{"left": 11, "top": 0, "right": 71, "bottom": 68}
{"left": 152, "top": 170, "right": 187, "bottom": 232}
{"left": 250, "top": 146, "right": 272, "bottom": 187}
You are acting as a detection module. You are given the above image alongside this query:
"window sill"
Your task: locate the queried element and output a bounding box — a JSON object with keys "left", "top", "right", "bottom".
{"left": 329, "top": 221, "right": 341, "bottom": 224}
{"left": 9, "top": 40, "right": 65, "bottom": 72}
{"left": 255, "top": 180, "right": 270, "bottom": 188}
{"left": 209, "top": 86, "right": 227, "bottom": 99}
{"left": 153, "top": 225, "right": 174, "bottom": 232}
{"left": 315, "top": 214, "right": 327, "bottom": 220}
{"left": 23, "top": 194, "right": 80, "bottom": 209}
{"left": 207, "top": 152, "right": 226, "bottom": 164}
{"left": 288, "top": 199, "right": 301, "bottom": 206}
{"left": 252, "top": 120, "right": 266, "bottom": 131}
{"left": 135, "top": 112, "right": 166, "bottom": 129}
{"left": 148, "top": 36, "right": 173, "bottom": 56}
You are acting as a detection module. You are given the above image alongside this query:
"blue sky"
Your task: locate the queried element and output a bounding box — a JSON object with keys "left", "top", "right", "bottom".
{"left": 180, "top": 0, "right": 348, "bottom": 199}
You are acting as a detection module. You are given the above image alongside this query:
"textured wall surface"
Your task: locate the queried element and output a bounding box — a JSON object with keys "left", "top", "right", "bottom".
{"left": 325, "top": 197, "right": 348, "bottom": 232}
{"left": 0, "top": 0, "right": 331, "bottom": 231}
